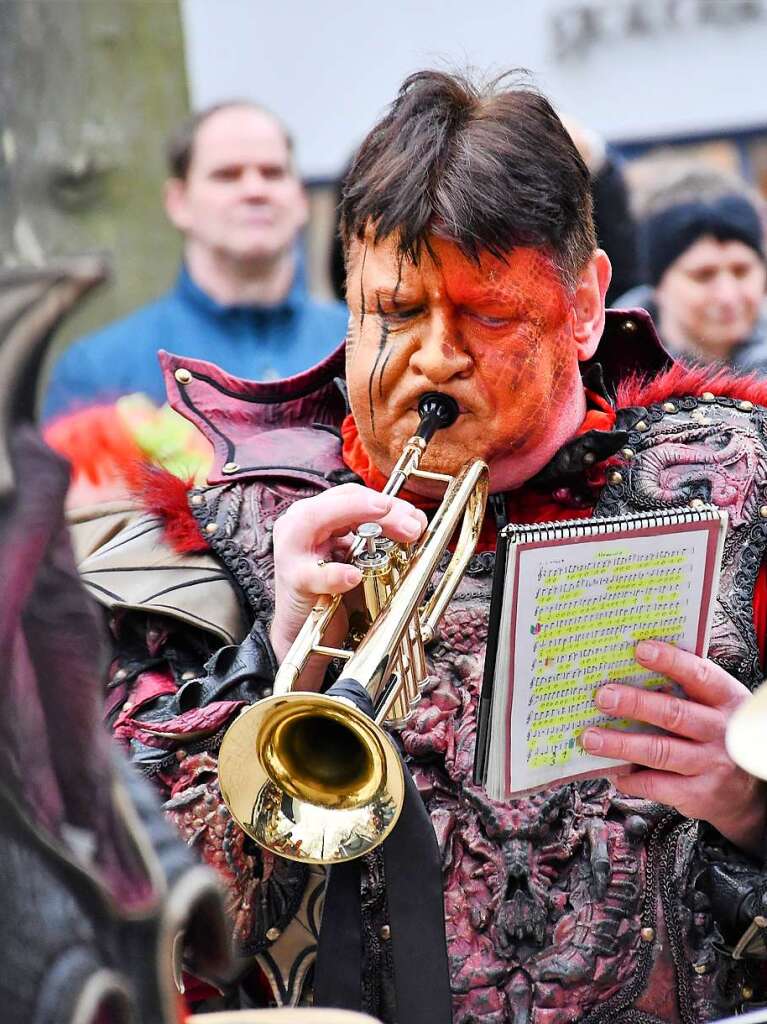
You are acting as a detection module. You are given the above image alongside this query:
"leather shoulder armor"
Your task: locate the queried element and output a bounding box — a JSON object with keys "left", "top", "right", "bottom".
{"left": 595, "top": 392, "right": 767, "bottom": 689}
{"left": 71, "top": 501, "right": 250, "bottom": 646}
{"left": 160, "top": 348, "right": 348, "bottom": 488}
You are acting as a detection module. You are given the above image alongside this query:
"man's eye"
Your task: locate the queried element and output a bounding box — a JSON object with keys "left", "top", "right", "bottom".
{"left": 211, "top": 168, "right": 241, "bottom": 182}
{"left": 380, "top": 307, "right": 423, "bottom": 323}
{"left": 731, "top": 264, "right": 754, "bottom": 280}
{"left": 468, "top": 312, "right": 517, "bottom": 328}
{"left": 689, "top": 269, "right": 716, "bottom": 285}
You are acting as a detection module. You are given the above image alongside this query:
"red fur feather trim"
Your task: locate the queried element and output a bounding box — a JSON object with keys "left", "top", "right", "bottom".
{"left": 45, "top": 405, "right": 145, "bottom": 486}
{"left": 615, "top": 362, "right": 767, "bottom": 410}
{"left": 129, "top": 463, "right": 209, "bottom": 554}
{"left": 44, "top": 406, "right": 208, "bottom": 554}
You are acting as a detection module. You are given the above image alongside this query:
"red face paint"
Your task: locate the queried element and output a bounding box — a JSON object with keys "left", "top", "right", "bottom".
{"left": 345, "top": 234, "right": 588, "bottom": 492}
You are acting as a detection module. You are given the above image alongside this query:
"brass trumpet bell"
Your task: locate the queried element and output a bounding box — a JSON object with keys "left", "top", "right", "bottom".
{"left": 219, "top": 691, "right": 405, "bottom": 864}
{"left": 217, "top": 393, "right": 489, "bottom": 865}
{"left": 725, "top": 681, "right": 767, "bottom": 781}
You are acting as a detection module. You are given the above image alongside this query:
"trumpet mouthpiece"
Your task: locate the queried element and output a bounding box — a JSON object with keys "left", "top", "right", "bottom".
{"left": 416, "top": 393, "right": 460, "bottom": 442}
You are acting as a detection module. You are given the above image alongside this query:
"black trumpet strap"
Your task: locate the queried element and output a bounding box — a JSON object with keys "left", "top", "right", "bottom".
{"left": 314, "top": 679, "right": 451, "bottom": 1023}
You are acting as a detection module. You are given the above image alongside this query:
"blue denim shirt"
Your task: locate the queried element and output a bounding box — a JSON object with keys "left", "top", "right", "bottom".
{"left": 42, "top": 265, "right": 348, "bottom": 421}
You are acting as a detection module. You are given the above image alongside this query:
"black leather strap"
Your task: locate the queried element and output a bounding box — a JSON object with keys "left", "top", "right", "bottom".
{"left": 314, "top": 679, "right": 452, "bottom": 1023}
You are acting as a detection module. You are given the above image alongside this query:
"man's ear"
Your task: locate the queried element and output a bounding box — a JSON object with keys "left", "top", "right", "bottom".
{"left": 572, "top": 249, "right": 611, "bottom": 361}
{"left": 163, "top": 178, "right": 190, "bottom": 233}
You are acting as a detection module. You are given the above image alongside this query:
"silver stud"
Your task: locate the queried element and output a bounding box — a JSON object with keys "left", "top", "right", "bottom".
{"left": 380, "top": 924, "right": 391, "bottom": 940}
{"left": 620, "top": 447, "right": 635, "bottom": 460}
{"left": 222, "top": 461, "right": 240, "bottom": 475}
{"left": 623, "top": 319, "right": 637, "bottom": 333}
{"left": 739, "top": 400, "right": 754, "bottom": 412}
{"left": 693, "top": 963, "right": 707, "bottom": 975}
{"left": 634, "top": 420, "right": 648, "bottom": 432}
{"left": 640, "top": 926, "right": 655, "bottom": 943}
{"left": 760, "top": 506, "right": 767, "bottom": 519}
{"left": 701, "top": 391, "right": 715, "bottom": 402}
{"left": 113, "top": 668, "right": 127, "bottom": 683}
{"left": 742, "top": 985, "right": 754, "bottom": 1001}
{"left": 174, "top": 368, "right": 192, "bottom": 385}
{"left": 583, "top": 452, "right": 596, "bottom": 465}
{"left": 181, "top": 670, "right": 196, "bottom": 681}
{"left": 689, "top": 499, "right": 705, "bottom": 510}
{"left": 662, "top": 402, "right": 676, "bottom": 413}
{"left": 205, "top": 522, "right": 218, "bottom": 534}
{"left": 190, "top": 493, "right": 204, "bottom": 507}
{"left": 266, "top": 927, "right": 281, "bottom": 942}
{"left": 607, "top": 469, "right": 623, "bottom": 485}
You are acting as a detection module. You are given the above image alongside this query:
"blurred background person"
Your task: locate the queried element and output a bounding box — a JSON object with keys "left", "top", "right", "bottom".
{"left": 42, "top": 101, "right": 348, "bottom": 422}
{"left": 618, "top": 168, "right": 767, "bottom": 372}
{"left": 561, "top": 117, "right": 641, "bottom": 306}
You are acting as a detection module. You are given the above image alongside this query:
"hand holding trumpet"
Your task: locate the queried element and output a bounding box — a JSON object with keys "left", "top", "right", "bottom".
{"left": 270, "top": 483, "right": 427, "bottom": 688}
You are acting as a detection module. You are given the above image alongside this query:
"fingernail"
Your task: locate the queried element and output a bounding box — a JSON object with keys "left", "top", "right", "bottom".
{"left": 581, "top": 729, "right": 602, "bottom": 752}
{"left": 345, "top": 568, "right": 362, "bottom": 586}
{"left": 370, "top": 496, "right": 392, "bottom": 514}
{"left": 596, "top": 685, "right": 618, "bottom": 710}
{"left": 636, "top": 640, "right": 658, "bottom": 665}
{"left": 404, "top": 515, "right": 423, "bottom": 537}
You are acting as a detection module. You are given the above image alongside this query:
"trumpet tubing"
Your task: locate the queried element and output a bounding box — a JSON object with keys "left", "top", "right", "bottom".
{"left": 218, "top": 394, "right": 489, "bottom": 864}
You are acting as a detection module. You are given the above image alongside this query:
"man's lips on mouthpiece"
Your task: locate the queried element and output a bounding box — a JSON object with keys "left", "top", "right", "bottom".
{"left": 408, "top": 398, "right": 471, "bottom": 416}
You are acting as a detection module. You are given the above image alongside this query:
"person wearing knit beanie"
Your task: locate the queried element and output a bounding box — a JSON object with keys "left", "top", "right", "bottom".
{"left": 625, "top": 176, "right": 767, "bottom": 371}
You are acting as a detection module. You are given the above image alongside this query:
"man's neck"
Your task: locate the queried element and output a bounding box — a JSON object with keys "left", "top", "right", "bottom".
{"left": 184, "top": 245, "right": 296, "bottom": 306}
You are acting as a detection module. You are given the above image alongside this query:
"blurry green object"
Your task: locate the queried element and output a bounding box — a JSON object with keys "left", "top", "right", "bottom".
{"left": 117, "top": 393, "right": 212, "bottom": 483}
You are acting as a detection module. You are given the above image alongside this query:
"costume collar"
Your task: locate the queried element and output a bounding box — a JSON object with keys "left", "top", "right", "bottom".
{"left": 175, "top": 255, "right": 306, "bottom": 319}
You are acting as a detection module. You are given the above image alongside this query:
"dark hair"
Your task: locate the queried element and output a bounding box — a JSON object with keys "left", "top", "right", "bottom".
{"left": 642, "top": 194, "right": 765, "bottom": 286}
{"left": 166, "top": 100, "right": 294, "bottom": 180}
{"left": 340, "top": 70, "right": 596, "bottom": 289}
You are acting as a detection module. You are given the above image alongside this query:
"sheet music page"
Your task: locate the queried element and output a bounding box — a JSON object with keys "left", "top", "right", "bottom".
{"left": 496, "top": 519, "right": 723, "bottom": 798}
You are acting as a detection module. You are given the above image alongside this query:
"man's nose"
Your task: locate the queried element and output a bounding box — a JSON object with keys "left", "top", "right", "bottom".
{"left": 240, "top": 168, "right": 269, "bottom": 197}
{"left": 710, "top": 272, "right": 741, "bottom": 308}
{"left": 408, "top": 314, "right": 474, "bottom": 383}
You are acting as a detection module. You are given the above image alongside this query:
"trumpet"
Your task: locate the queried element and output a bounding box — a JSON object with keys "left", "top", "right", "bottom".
{"left": 218, "top": 393, "right": 489, "bottom": 864}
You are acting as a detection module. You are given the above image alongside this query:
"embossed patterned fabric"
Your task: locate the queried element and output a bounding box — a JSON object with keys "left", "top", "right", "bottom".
{"left": 78, "top": 327, "right": 767, "bottom": 1020}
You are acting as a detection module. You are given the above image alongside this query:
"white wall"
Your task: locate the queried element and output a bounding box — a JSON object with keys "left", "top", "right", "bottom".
{"left": 181, "top": 0, "right": 767, "bottom": 181}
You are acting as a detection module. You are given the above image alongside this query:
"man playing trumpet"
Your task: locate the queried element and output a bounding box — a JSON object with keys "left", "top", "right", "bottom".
{"left": 72, "top": 70, "right": 767, "bottom": 1021}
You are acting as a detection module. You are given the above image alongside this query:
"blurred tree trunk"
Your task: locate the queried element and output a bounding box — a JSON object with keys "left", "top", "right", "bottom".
{"left": 0, "top": 0, "right": 189, "bottom": 362}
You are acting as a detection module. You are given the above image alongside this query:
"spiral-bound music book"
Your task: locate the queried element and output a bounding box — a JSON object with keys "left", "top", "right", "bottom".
{"left": 473, "top": 507, "right": 727, "bottom": 799}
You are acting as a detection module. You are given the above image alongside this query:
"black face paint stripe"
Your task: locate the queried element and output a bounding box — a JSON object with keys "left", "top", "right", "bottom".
{"left": 373, "top": 253, "right": 408, "bottom": 399}
{"left": 393, "top": 252, "right": 404, "bottom": 300}
{"left": 368, "top": 293, "right": 390, "bottom": 438}
{"left": 378, "top": 344, "right": 395, "bottom": 398}
{"left": 359, "top": 243, "right": 368, "bottom": 332}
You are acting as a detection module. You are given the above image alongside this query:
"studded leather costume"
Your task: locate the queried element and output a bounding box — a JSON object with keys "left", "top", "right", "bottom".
{"left": 75, "top": 311, "right": 767, "bottom": 1021}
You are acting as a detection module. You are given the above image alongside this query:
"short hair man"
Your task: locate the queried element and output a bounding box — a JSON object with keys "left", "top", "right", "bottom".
{"left": 79, "top": 71, "right": 767, "bottom": 1020}
{"left": 42, "top": 101, "right": 348, "bottom": 421}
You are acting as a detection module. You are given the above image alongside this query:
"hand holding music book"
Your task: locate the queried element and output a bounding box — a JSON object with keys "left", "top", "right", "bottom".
{"left": 473, "top": 507, "right": 727, "bottom": 799}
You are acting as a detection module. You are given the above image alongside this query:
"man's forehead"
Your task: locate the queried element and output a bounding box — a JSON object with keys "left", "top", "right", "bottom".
{"left": 193, "top": 107, "right": 291, "bottom": 166}
{"left": 348, "top": 234, "right": 563, "bottom": 297}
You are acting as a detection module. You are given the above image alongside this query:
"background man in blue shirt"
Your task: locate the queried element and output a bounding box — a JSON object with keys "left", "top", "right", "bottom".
{"left": 42, "top": 102, "right": 348, "bottom": 421}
